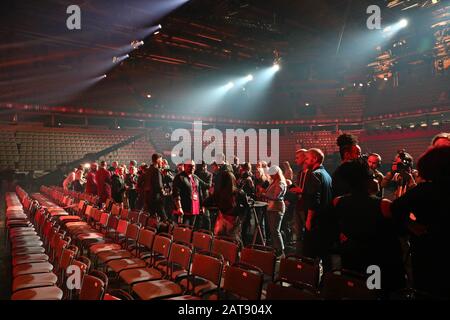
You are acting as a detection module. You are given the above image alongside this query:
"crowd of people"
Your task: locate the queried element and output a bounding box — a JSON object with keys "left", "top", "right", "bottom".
{"left": 61, "top": 131, "right": 450, "bottom": 299}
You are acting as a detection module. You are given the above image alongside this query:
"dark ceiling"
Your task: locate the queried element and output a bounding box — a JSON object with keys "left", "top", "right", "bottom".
{"left": 0, "top": 0, "right": 445, "bottom": 118}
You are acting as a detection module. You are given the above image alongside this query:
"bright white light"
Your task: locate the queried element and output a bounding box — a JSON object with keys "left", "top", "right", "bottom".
{"left": 154, "top": 31, "right": 160, "bottom": 35}
{"left": 146, "top": 94, "right": 152, "bottom": 98}
{"left": 420, "top": 123, "right": 427, "bottom": 127}
{"left": 305, "top": 102, "right": 310, "bottom": 107}
{"left": 102, "top": 74, "right": 107, "bottom": 79}
{"left": 225, "top": 82, "right": 234, "bottom": 90}
{"left": 158, "top": 24, "right": 162, "bottom": 29}
{"left": 272, "top": 64, "right": 280, "bottom": 72}
{"left": 399, "top": 19, "right": 408, "bottom": 28}
{"left": 245, "top": 74, "right": 254, "bottom": 81}
{"left": 383, "top": 26, "right": 392, "bottom": 33}
{"left": 383, "top": 77, "right": 388, "bottom": 81}
{"left": 359, "top": 83, "right": 364, "bottom": 87}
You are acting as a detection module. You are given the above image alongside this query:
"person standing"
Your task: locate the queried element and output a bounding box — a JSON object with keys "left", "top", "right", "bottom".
{"left": 195, "top": 161, "right": 213, "bottom": 230}
{"left": 96, "top": 161, "right": 112, "bottom": 206}
{"left": 282, "top": 161, "right": 294, "bottom": 182}
{"left": 73, "top": 165, "right": 86, "bottom": 192}
{"left": 302, "top": 148, "right": 333, "bottom": 260}
{"left": 367, "top": 153, "right": 385, "bottom": 197}
{"left": 172, "top": 160, "right": 204, "bottom": 227}
{"left": 332, "top": 133, "right": 362, "bottom": 197}
{"left": 143, "top": 153, "right": 166, "bottom": 220}
{"left": 264, "top": 165, "right": 288, "bottom": 258}
{"left": 205, "top": 170, "right": 249, "bottom": 244}
{"left": 63, "top": 168, "right": 76, "bottom": 191}
{"left": 85, "top": 162, "right": 98, "bottom": 195}
{"left": 111, "top": 166, "right": 126, "bottom": 204}
{"left": 125, "top": 166, "right": 138, "bottom": 210}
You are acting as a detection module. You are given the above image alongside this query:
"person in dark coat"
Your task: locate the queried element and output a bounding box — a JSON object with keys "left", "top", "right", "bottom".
{"left": 143, "top": 153, "right": 166, "bottom": 220}
{"left": 111, "top": 167, "right": 126, "bottom": 204}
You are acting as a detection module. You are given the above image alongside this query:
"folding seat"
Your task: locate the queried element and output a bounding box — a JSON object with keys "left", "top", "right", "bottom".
{"left": 127, "top": 210, "right": 141, "bottom": 223}
{"left": 78, "top": 271, "right": 108, "bottom": 300}
{"left": 266, "top": 281, "right": 320, "bottom": 300}
{"left": 212, "top": 237, "right": 240, "bottom": 267}
{"left": 106, "top": 228, "right": 163, "bottom": 276}
{"left": 172, "top": 251, "right": 224, "bottom": 299}
{"left": 220, "top": 263, "right": 264, "bottom": 300}
{"left": 11, "top": 286, "right": 64, "bottom": 300}
{"left": 240, "top": 245, "right": 276, "bottom": 283}
{"left": 120, "top": 208, "right": 129, "bottom": 220}
{"left": 172, "top": 224, "right": 193, "bottom": 245}
{"left": 95, "top": 221, "right": 135, "bottom": 266}
{"left": 118, "top": 232, "right": 171, "bottom": 288}
{"left": 129, "top": 242, "right": 193, "bottom": 300}
{"left": 103, "top": 289, "right": 134, "bottom": 300}
{"left": 320, "top": 270, "right": 379, "bottom": 300}
{"left": 278, "top": 255, "right": 322, "bottom": 290}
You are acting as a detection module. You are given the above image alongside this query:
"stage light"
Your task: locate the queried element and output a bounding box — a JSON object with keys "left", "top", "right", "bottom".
{"left": 225, "top": 82, "right": 234, "bottom": 90}
{"left": 131, "top": 40, "right": 144, "bottom": 49}
{"left": 112, "top": 54, "right": 130, "bottom": 63}
{"left": 154, "top": 31, "right": 160, "bottom": 35}
{"left": 245, "top": 74, "right": 254, "bottom": 82}
{"left": 399, "top": 19, "right": 408, "bottom": 28}
{"left": 409, "top": 124, "right": 415, "bottom": 128}
{"left": 146, "top": 94, "right": 152, "bottom": 98}
{"left": 272, "top": 64, "right": 280, "bottom": 72}
{"left": 432, "top": 120, "right": 440, "bottom": 126}
{"left": 420, "top": 122, "right": 427, "bottom": 127}
{"left": 101, "top": 74, "right": 107, "bottom": 79}
{"left": 305, "top": 102, "right": 310, "bottom": 107}
{"left": 359, "top": 83, "right": 364, "bottom": 87}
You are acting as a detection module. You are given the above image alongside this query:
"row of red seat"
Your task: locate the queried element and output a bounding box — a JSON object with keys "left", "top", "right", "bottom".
{"left": 36, "top": 185, "right": 380, "bottom": 300}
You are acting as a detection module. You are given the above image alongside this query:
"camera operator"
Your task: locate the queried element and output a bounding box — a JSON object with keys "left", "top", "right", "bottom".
{"left": 381, "top": 150, "right": 418, "bottom": 199}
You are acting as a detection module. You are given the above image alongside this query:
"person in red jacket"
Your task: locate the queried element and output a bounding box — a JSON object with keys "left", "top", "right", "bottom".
{"left": 96, "top": 161, "right": 112, "bottom": 205}
{"left": 85, "top": 162, "right": 98, "bottom": 195}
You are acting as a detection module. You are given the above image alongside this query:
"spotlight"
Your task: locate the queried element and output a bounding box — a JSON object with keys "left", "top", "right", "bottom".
{"left": 272, "top": 64, "right": 280, "bottom": 72}
{"left": 432, "top": 120, "right": 439, "bottom": 126}
{"left": 101, "top": 74, "right": 107, "bottom": 79}
{"left": 359, "top": 83, "right": 364, "bottom": 87}
{"left": 409, "top": 124, "right": 415, "bottom": 128}
{"left": 146, "top": 94, "right": 152, "bottom": 98}
{"left": 117, "top": 125, "right": 121, "bottom": 129}
{"left": 245, "top": 74, "right": 254, "bottom": 81}
{"left": 154, "top": 31, "right": 160, "bottom": 35}
{"left": 225, "top": 82, "right": 234, "bottom": 90}
{"left": 131, "top": 40, "right": 144, "bottom": 49}
{"left": 305, "top": 102, "right": 310, "bottom": 107}
{"left": 399, "top": 19, "right": 408, "bottom": 28}
{"left": 420, "top": 122, "right": 427, "bottom": 127}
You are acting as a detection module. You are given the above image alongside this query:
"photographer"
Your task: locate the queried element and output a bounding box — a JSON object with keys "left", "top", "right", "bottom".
{"left": 381, "top": 150, "right": 418, "bottom": 199}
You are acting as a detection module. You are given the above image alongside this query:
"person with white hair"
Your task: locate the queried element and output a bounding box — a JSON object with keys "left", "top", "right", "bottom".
{"left": 172, "top": 159, "right": 207, "bottom": 227}
{"left": 264, "top": 165, "right": 288, "bottom": 257}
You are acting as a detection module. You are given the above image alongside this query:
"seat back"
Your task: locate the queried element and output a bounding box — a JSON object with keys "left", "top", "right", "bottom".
{"left": 110, "top": 203, "right": 121, "bottom": 217}
{"left": 223, "top": 263, "right": 264, "bottom": 300}
{"left": 98, "top": 212, "right": 109, "bottom": 228}
{"left": 212, "top": 237, "right": 239, "bottom": 265}
{"left": 138, "top": 213, "right": 148, "bottom": 226}
{"left": 120, "top": 208, "right": 129, "bottom": 220}
{"left": 168, "top": 242, "right": 193, "bottom": 277}
{"left": 137, "top": 228, "right": 156, "bottom": 252}
{"left": 266, "top": 281, "right": 320, "bottom": 300}
{"left": 79, "top": 271, "right": 108, "bottom": 300}
{"left": 240, "top": 245, "right": 276, "bottom": 281}
{"left": 192, "top": 230, "right": 213, "bottom": 252}
{"left": 127, "top": 210, "right": 140, "bottom": 223}
{"left": 150, "top": 233, "right": 172, "bottom": 264}
{"left": 124, "top": 223, "right": 140, "bottom": 249}
{"left": 172, "top": 224, "right": 193, "bottom": 245}
{"left": 190, "top": 252, "right": 223, "bottom": 286}
{"left": 278, "top": 255, "right": 322, "bottom": 289}
{"left": 116, "top": 219, "right": 129, "bottom": 236}
{"left": 321, "top": 270, "right": 378, "bottom": 300}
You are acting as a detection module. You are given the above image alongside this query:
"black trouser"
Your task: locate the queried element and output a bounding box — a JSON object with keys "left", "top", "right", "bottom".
{"left": 127, "top": 189, "right": 138, "bottom": 210}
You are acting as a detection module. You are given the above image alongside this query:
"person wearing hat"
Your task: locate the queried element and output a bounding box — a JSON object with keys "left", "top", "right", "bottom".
{"left": 264, "top": 165, "right": 288, "bottom": 257}
{"left": 172, "top": 159, "right": 206, "bottom": 227}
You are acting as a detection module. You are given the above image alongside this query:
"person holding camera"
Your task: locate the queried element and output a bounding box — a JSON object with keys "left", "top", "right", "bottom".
{"left": 381, "top": 150, "right": 418, "bottom": 199}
